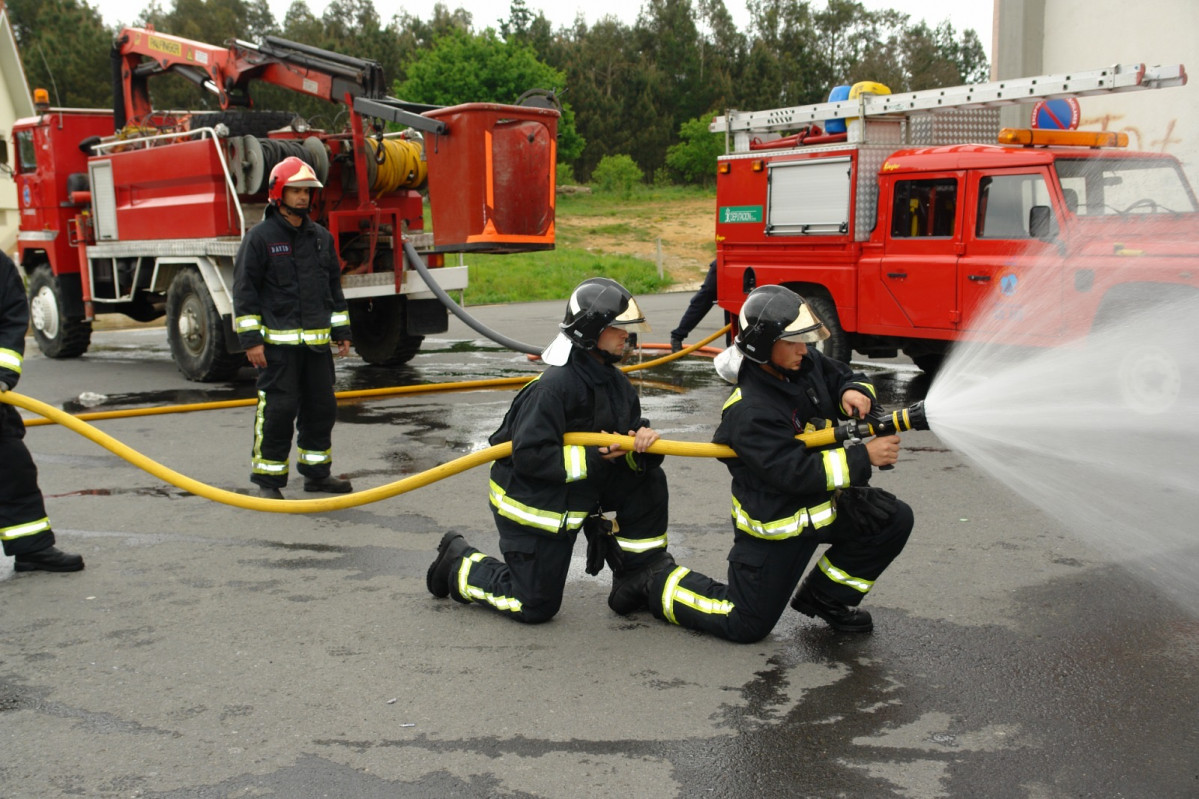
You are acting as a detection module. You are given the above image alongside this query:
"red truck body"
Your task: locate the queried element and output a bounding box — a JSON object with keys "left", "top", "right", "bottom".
{"left": 711, "top": 65, "right": 1198, "bottom": 385}
{"left": 8, "top": 27, "right": 558, "bottom": 380}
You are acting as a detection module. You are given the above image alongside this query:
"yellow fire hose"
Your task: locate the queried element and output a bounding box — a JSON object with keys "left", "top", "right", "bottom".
{"left": 21, "top": 327, "right": 730, "bottom": 428}
{"left": 2, "top": 324, "right": 927, "bottom": 514}
{"left": 2, "top": 328, "right": 732, "bottom": 513}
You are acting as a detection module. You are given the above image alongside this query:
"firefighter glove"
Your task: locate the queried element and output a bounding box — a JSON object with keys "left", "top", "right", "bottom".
{"left": 836, "top": 486, "right": 899, "bottom": 537}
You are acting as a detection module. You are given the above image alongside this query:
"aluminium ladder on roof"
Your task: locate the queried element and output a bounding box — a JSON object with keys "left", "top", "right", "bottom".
{"left": 710, "top": 63, "right": 1188, "bottom": 137}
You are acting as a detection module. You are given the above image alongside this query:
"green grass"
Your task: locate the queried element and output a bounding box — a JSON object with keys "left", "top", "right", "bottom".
{"left": 462, "top": 249, "right": 671, "bottom": 306}
{"left": 448, "top": 185, "right": 712, "bottom": 306}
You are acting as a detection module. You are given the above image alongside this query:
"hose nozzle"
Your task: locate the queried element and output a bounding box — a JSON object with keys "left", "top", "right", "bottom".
{"left": 864, "top": 400, "right": 928, "bottom": 437}
{"left": 796, "top": 401, "right": 929, "bottom": 450}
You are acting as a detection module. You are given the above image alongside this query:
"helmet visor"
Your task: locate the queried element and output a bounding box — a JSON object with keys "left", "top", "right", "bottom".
{"left": 778, "top": 302, "right": 829, "bottom": 343}
{"left": 608, "top": 296, "right": 651, "bottom": 334}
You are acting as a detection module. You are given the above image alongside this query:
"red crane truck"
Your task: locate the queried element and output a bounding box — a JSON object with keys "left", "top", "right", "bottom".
{"left": 710, "top": 63, "right": 1196, "bottom": 409}
{"left": 6, "top": 26, "right": 557, "bottom": 380}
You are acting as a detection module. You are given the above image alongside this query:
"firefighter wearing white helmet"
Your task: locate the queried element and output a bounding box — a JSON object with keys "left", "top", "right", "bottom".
{"left": 232, "top": 155, "right": 353, "bottom": 499}
{"left": 426, "top": 277, "right": 678, "bottom": 622}
{"left": 642, "top": 284, "right": 913, "bottom": 642}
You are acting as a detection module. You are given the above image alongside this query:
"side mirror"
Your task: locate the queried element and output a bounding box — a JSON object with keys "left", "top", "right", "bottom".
{"left": 1029, "top": 205, "right": 1056, "bottom": 240}
{"left": 0, "top": 137, "right": 8, "bottom": 167}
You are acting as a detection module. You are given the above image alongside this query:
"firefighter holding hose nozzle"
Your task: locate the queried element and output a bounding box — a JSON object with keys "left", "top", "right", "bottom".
{"left": 618, "top": 285, "right": 914, "bottom": 643}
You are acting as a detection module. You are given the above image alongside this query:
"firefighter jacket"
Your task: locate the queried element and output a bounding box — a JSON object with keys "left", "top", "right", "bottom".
{"left": 487, "top": 346, "right": 663, "bottom": 536}
{"left": 233, "top": 206, "right": 351, "bottom": 350}
{"left": 0, "top": 252, "right": 29, "bottom": 439}
{"left": 712, "top": 351, "right": 876, "bottom": 541}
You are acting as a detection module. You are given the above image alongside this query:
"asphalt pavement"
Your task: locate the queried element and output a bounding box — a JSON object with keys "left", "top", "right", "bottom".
{"left": 1, "top": 290, "right": 1196, "bottom": 798}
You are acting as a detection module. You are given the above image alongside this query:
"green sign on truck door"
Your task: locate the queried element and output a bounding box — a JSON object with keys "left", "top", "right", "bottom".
{"left": 719, "top": 205, "right": 763, "bottom": 223}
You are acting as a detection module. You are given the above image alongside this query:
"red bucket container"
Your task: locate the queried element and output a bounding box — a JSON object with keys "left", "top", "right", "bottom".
{"left": 422, "top": 103, "right": 559, "bottom": 252}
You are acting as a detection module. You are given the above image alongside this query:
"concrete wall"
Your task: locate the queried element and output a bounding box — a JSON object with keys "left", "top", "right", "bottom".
{"left": 1, "top": 3, "right": 34, "bottom": 254}
{"left": 994, "top": 0, "right": 1199, "bottom": 183}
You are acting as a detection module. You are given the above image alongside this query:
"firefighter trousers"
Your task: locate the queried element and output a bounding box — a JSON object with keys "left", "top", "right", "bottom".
{"left": 455, "top": 465, "right": 671, "bottom": 623}
{"left": 647, "top": 497, "right": 914, "bottom": 643}
{"left": 251, "top": 345, "right": 338, "bottom": 488}
{"left": 1, "top": 408, "right": 55, "bottom": 557}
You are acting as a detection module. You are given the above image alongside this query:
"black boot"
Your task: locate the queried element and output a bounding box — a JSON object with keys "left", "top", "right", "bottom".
{"left": 791, "top": 581, "right": 873, "bottom": 633}
{"left": 426, "top": 532, "right": 474, "bottom": 600}
{"left": 254, "top": 485, "right": 284, "bottom": 500}
{"left": 15, "top": 546, "right": 85, "bottom": 573}
{"left": 608, "top": 552, "right": 675, "bottom": 615}
{"left": 304, "top": 475, "right": 353, "bottom": 494}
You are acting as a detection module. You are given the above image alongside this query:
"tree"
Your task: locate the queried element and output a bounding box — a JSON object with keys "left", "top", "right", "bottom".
{"left": 665, "top": 113, "right": 722, "bottom": 185}
{"left": 6, "top": 0, "right": 114, "bottom": 109}
{"left": 591, "top": 153, "right": 643, "bottom": 197}
{"left": 549, "top": 17, "right": 635, "bottom": 181}
{"left": 499, "top": 0, "right": 553, "bottom": 57}
{"left": 399, "top": 28, "right": 583, "bottom": 163}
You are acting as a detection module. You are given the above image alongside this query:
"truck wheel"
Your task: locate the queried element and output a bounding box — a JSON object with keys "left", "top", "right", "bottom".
{"left": 166, "top": 270, "right": 246, "bottom": 382}
{"left": 909, "top": 352, "right": 944, "bottom": 376}
{"left": 349, "top": 297, "right": 423, "bottom": 366}
{"left": 1098, "top": 294, "right": 1195, "bottom": 414}
{"left": 1115, "top": 343, "right": 1186, "bottom": 414}
{"left": 805, "top": 294, "right": 851, "bottom": 364}
{"left": 27, "top": 265, "right": 92, "bottom": 358}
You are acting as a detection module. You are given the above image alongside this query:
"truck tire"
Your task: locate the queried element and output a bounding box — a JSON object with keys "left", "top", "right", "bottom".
{"left": 166, "top": 270, "right": 247, "bottom": 382}
{"left": 348, "top": 297, "right": 423, "bottom": 366}
{"left": 910, "top": 353, "right": 944, "bottom": 376}
{"left": 804, "top": 293, "right": 851, "bottom": 364}
{"left": 27, "top": 265, "right": 92, "bottom": 358}
{"left": 1096, "top": 291, "right": 1196, "bottom": 414}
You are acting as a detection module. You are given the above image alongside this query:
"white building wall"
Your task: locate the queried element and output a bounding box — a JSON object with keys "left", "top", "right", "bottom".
{"left": 1, "top": 3, "right": 34, "bottom": 254}
{"left": 995, "top": 0, "right": 1199, "bottom": 183}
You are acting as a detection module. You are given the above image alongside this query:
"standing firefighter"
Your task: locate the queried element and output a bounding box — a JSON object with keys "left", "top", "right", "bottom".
{"left": 233, "top": 156, "right": 353, "bottom": 499}
{"left": 0, "top": 251, "right": 85, "bottom": 573}
{"left": 426, "top": 278, "right": 676, "bottom": 623}
{"left": 621, "top": 285, "right": 913, "bottom": 643}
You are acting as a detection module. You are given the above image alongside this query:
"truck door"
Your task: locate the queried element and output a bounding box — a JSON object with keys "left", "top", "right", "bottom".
{"left": 876, "top": 175, "right": 962, "bottom": 330}
{"left": 12, "top": 128, "right": 49, "bottom": 230}
{"left": 959, "top": 168, "right": 1065, "bottom": 339}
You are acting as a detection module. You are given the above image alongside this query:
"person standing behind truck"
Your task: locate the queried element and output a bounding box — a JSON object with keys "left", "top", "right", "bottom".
{"left": 233, "top": 156, "right": 354, "bottom": 500}
{"left": 0, "top": 250, "right": 85, "bottom": 573}
{"left": 669, "top": 260, "right": 718, "bottom": 352}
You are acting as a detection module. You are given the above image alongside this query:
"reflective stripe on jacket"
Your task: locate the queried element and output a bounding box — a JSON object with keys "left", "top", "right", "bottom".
{"left": 713, "top": 350, "right": 874, "bottom": 539}
{"left": 232, "top": 206, "right": 351, "bottom": 350}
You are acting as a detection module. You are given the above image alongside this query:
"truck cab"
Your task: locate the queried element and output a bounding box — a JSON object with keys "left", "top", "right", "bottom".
{"left": 712, "top": 65, "right": 1198, "bottom": 400}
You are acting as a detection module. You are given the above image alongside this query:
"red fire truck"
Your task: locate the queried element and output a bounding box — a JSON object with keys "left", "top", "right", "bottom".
{"left": 7, "top": 27, "right": 557, "bottom": 380}
{"left": 710, "top": 63, "right": 1196, "bottom": 400}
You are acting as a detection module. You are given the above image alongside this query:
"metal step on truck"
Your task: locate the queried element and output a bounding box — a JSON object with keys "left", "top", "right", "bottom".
{"left": 7, "top": 26, "right": 558, "bottom": 380}
{"left": 710, "top": 63, "right": 1197, "bottom": 410}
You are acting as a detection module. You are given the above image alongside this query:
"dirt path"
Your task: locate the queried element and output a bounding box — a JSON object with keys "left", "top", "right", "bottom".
{"left": 557, "top": 195, "right": 715, "bottom": 288}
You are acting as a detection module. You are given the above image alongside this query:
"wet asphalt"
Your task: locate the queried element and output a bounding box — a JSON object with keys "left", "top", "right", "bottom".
{"left": 1, "top": 292, "right": 1196, "bottom": 798}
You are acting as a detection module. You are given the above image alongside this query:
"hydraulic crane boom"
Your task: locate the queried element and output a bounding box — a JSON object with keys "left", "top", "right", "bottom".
{"left": 111, "top": 26, "right": 441, "bottom": 134}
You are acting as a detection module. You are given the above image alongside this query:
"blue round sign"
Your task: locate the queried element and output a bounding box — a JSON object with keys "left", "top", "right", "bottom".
{"left": 1031, "top": 98, "right": 1080, "bottom": 130}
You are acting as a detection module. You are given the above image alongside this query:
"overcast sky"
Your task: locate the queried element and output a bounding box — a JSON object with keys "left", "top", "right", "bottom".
{"left": 91, "top": 0, "right": 995, "bottom": 61}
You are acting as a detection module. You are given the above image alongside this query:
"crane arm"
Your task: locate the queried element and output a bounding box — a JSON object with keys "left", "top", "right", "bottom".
{"left": 111, "top": 26, "right": 392, "bottom": 127}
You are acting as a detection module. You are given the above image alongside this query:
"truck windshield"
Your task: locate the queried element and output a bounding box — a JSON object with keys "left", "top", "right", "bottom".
{"left": 1054, "top": 157, "right": 1198, "bottom": 217}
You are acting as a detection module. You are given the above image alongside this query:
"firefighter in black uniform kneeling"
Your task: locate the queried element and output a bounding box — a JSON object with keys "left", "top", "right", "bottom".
{"left": 0, "top": 250, "right": 85, "bottom": 573}
{"left": 233, "top": 156, "right": 353, "bottom": 500}
{"left": 426, "top": 278, "right": 677, "bottom": 622}
{"left": 623, "top": 284, "right": 913, "bottom": 643}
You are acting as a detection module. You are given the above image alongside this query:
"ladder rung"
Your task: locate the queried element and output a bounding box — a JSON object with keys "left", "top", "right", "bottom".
{"left": 711, "top": 63, "right": 1187, "bottom": 134}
